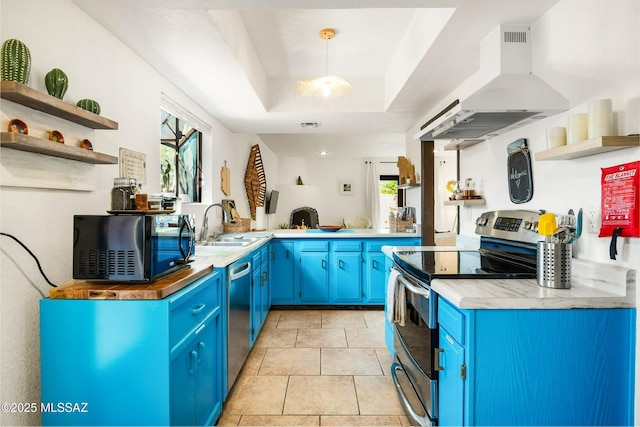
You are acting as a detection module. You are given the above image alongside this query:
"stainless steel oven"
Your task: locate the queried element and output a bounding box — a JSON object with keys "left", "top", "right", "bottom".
{"left": 389, "top": 210, "right": 545, "bottom": 426}
{"left": 390, "top": 268, "right": 438, "bottom": 426}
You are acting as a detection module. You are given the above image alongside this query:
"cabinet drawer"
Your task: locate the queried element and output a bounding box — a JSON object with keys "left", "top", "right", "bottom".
{"left": 332, "top": 241, "right": 362, "bottom": 252}
{"left": 169, "top": 278, "right": 217, "bottom": 347}
{"left": 438, "top": 297, "right": 465, "bottom": 345}
{"left": 299, "top": 241, "right": 329, "bottom": 252}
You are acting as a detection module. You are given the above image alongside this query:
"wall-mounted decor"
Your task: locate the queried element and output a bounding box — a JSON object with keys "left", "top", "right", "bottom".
{"left": 221, "top": 161, "right": 230, "bottom": 195}
{"left": 244, "top": 144, "right": 266, "bottom": 220}
{"left": 339, "top": 180, "right": 353, "bottom": 196}
{"left": 507, "top": 138, "right": 533, "bottom": 204}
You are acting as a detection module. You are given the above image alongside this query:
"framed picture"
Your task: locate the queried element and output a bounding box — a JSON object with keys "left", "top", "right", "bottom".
{"left": 339, "top": 180, "right": 353, "bottom": 196}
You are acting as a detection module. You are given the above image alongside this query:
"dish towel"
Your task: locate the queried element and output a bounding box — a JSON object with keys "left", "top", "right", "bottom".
{"left": 386, "top": 268, "right": 406, "bottom": 326}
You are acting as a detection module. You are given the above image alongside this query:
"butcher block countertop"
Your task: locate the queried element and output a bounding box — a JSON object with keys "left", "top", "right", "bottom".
{"left": 382, "top": 246, "right": 636, "bottom": 309}
{"left": 49, "top": 263, "right": 214, "bottom": 300}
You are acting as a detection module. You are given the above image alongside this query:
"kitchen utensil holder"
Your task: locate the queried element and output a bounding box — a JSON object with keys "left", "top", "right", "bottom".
{"left": 537, "top": 242, "right": 572, "bottom": 289}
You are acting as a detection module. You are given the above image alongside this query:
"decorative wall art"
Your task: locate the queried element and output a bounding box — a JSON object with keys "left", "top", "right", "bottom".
{"left": 244, "top": 144, "right": 266, "bottom": 220}
{"left": 339, "top": 180, "right": 353, "bottom": 196}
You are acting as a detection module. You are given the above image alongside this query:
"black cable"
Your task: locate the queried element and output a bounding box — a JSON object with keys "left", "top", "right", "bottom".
{"left": 1, "top": 232, "right": 58, "bottom": 287}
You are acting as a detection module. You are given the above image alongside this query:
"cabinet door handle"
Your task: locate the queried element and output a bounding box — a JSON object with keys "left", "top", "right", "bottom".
{"left": 197, "top": 342, "right": 205, "bottom": 364}
{"left": 191, "top": 303, "right": 206, "bottom": 315}
{"left": 321, "top": 259, "right": 327, "bottom": 269}
{"left": 371, "top": 259, "right": 378, "bottom": 269}
{"left": 338, "top": 260, "right": 344, "bottom": 269}
{"left": 286, "top": 249, "right": 290, "bottom": 259}
{"left": 189, "top": 350, "right": 198, "bottom": 375}
{"left": 434, "top": 348, "right": 444, "bottom": 371}
{"left": 271, "top": 251, "right": 275, "bottom": 261}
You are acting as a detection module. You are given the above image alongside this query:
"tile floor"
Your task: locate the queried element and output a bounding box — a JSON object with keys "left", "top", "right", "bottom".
{"left": 216, "top": 309, "right": 412, "bottom": 426}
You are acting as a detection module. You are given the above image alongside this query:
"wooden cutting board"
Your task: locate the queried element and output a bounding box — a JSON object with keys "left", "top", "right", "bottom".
{"left": 49, "top": 264, "right": 214, "bottom": 300}
{"left": 221, "top": 163, "right": 230, "bottom": 196}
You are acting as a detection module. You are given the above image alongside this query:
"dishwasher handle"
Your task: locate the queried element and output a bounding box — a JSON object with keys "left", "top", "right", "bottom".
{"left": 229, "top": 261, "right": 252, "bottom": 281}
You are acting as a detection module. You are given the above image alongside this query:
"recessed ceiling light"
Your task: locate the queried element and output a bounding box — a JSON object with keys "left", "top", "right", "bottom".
{"left": 319, "top": 151, "right": 328, "bottom": 155}
{"left": 301, "top": 122, "right": 320, "bottom": 128}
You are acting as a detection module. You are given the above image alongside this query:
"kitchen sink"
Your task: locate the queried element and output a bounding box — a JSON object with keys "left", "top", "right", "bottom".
{"left": 202, "top": 240, "right": 250, "bottom": 247}
{"left": 219, "top": 236, "right": 261, "bottom": 243}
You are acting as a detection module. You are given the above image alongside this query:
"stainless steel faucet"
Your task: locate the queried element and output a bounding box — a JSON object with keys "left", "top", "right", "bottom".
{"left": 199, "top": 203, "right": 229, "bottom": 242}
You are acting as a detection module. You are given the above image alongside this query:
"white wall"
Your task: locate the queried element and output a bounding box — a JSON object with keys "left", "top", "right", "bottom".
{"left": 406, "top": 0, "right": 640, "bottom": 419}
{"left": 0, "top": 1, "right": 277, "bottom": 425}
{"left": 272, "top": 157, "right": 396, "bottom": 228}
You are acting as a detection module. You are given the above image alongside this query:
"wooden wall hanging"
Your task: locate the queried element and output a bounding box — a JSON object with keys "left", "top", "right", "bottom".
{"left": 244, "top": 144, "right": 266, "bottom": 220}
{"left": 221, "top": 161, "right": 230, "bottom": 196}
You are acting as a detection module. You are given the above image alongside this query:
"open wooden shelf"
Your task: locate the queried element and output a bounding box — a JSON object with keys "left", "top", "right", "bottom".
{"left": 535, "top": 135, "right": 639, "bottom": 161}
{"left": 1, "top": 132, "right": 118, "bottom": 164}
{"left": 0, "top": 81, "right": 118, "bottom": 130}
{"left": 444, "top": 198, "right": 486, "bottom": 206}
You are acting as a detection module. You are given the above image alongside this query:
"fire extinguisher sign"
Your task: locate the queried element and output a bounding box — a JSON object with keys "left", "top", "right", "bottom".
{"left": 600, "top": 160, "right": 640, "bottom": 238}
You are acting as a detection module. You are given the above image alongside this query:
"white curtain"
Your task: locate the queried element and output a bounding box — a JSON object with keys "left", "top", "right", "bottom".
{"left": 365, "top": 161, "right": 381, "bottom": 229}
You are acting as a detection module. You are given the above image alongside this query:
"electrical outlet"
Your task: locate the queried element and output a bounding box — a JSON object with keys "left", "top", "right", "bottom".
{"left": 585, "top": 207, "right": 600, "bottom": 234}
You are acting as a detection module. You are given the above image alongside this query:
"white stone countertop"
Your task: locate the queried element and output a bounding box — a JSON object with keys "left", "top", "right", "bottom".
{"left": 271, "top": 229, "right": 420, "bottom": 239}
{"left": 193, "top": 230, "right": 419, "bottom": 268}
{"left": 383, "top": 246, "right": 636, "bottom": 309}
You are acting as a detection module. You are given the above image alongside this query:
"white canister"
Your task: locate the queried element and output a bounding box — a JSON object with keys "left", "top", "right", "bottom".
{"left": 588, "top": 98, "right": 613, "bottom": 139}
{"left": 255, "top": 205, "right": 266, "bottom": 230}
{"left": 546, "top": 127, "right": 566, "bottom": 149}
{"left": 567, "top": 113, "right": 588, "bottom": 144}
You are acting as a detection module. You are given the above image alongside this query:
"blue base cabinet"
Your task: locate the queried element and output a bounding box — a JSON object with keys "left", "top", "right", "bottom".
{"left": 40, "top": 272, "right": 224, "bottom": 426}
{"left": 272, "top": 237, "right": 418, "bottom": 306}
{"left": 270, "top": 240, "right": 295, "bottom": 304}
{"left": 437, "top": 296, "right": 636, "bottom": 426}
{"left": 250, "top": 243, "right": 270, "bottom": 347}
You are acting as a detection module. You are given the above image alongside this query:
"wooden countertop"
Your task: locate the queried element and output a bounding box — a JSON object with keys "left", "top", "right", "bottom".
{"left": 49, "top": 263, "right": 214, "bottom": 300}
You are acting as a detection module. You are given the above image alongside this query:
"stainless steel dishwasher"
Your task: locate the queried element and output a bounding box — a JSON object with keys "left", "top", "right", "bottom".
{"left": 227, "top": 257, "right": 252, "bottom": 392}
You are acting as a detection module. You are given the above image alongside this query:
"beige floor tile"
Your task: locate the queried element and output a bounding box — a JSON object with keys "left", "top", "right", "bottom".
{"left": 320, "top": 415, "right": 403, "bottom": 426}
{"left": 284, "top": 376, "right": 359, "bottom": 415}
{"left": 253, "top": 327, "right": 299, "bottom": 348}
{"left": 224, "top": 375, "right": 289, "bottom": 415}
{"left": 399, "top": 415, "right": 414, "bottom": 426}
{"left": 216, "top": 413, "right": 241, "bottom": 426}
{"left": 375, "top": 348, "right": 393, "bottom": 376}
{"left": 354, "top": 376, "right": 406, "bottom": 415}
{"left": 259, "top": 348, "right": 320, "bottom": 375}
{"left": 296, "top": 328, "right": 347, "bottom": 348}
{"left": 236, "top": 347, "right": 266, "bottom": 378}
{"left": 276, "top": 310, "right": 323, "bottom": 329}
{"left": 321, "top": 311, "right": 367, "bottom": 329}
{"left": 262, "top": 311, "right": 281, "bottom": 329}
{"left": 321, "top": 348, "right": 382, "bottom": 376}
{"left": 238, "top": 415, "right": 320, "bottom": 426}
{"left": 361, "top": 310, "right": 385, "bottom": 329}
{"left": 345, "top": 328, "right": 386, "bottom": 348}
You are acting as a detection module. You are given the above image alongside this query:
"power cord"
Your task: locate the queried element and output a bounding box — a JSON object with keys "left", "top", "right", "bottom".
{"left": 1, "top": 232, "right": 58, "bottom": 287}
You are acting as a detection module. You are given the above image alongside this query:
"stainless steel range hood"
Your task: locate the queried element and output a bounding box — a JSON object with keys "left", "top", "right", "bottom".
{"left": 415, "top": 25, "right": 569, "bottom": 146}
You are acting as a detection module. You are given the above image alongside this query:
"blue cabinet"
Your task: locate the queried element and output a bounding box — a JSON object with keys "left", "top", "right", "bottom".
{"left": 250, "top": 243, "right": 270, "bottom": 346}
{"left": 273, "top": 237, "right": 418, "bottom": 306}
{"left": 270, "top": 240, "right": 295, "bottom": 303}
{"left": 331, "top": 241, "right": 363, "bottom": 303}
{"left": 296, "top": 240, "right": 329, "bottom": 304}
{"left": 40, "top": 271, "right": 224, "bottom": 426}
{"left": 436, "top": 296, "right": 635, "bottom": 426}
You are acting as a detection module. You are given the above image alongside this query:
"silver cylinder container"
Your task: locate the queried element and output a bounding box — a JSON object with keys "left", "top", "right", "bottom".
{"left": 537, "top": 242, "right": 572, "bottom": 289}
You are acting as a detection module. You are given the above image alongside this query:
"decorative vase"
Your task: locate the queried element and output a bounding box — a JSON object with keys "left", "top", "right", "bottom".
{"left": 1, "top": 39, "right": 31, "bottom": 84}
{"left": 45, "top": 68, "right": 68, "bottom": 99}
{"left": 76, "top": 99, "right": 100, "bottom": 115}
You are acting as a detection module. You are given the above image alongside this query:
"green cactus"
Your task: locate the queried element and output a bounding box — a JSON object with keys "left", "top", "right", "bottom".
{"left": 1, "top": 39, "right": 31, "bottom": 84}
{"left": 45, "top": 68, "right": 68, "bottom": 99}
{"left": 76, "top": 99, "right": 101, "bottom": 115}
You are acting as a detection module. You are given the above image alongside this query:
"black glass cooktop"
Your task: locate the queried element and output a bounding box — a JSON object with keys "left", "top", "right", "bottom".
{"left": 393, "top": 249, "right": 537, "bottom": 283}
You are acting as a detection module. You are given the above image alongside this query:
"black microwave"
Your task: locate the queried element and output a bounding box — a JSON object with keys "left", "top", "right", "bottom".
{"left": 73, "top": 214, "right": 195, "bottom": 282}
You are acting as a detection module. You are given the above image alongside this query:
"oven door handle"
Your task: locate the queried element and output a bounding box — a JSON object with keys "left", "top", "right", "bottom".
{"left": 396, "top": 272, "right": 431, "bottom": 299}
{"left": 391, "top": 362, "right": 434, "bottom": 426}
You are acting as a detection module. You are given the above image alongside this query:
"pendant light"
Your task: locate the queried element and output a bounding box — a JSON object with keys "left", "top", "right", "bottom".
{"left": 296, "top": 28, "right": 353, "bottom": 97}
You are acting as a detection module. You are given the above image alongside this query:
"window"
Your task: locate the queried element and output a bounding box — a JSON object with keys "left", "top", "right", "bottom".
{"left": 379, "top": 174, "right": 399, "bottom": 229}
{"left": 160, "top": 109, "right": 202, "bottom": 202}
